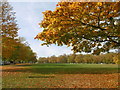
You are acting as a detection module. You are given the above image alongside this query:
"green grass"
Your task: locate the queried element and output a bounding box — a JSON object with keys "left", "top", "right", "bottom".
{"left": 2, "top": 63, "right": 119, "bottom": 88}
{"left": 18, "top": 63, "right": 118, "bottom": 74}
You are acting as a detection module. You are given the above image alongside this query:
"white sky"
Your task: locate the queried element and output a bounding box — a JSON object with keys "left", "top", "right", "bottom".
{"left": 8, "top": 0, "right": 60, "bottom": 2}
{"left": 8, "top": 1, "right": 73, "bottom": 58}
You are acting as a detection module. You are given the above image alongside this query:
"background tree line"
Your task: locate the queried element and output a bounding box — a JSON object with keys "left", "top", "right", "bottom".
{"left": 38, "top": 53, "right": 120, "bottom": 64}
{"left": 1, "top": 1, "right": 37, "bottom": 64}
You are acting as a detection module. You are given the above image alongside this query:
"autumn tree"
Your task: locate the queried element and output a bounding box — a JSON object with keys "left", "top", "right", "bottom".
{"left": 39, "top": 57, "right": 50, "bottom": 63}
{"left": 1, "top": 1, "right": 19, "bottom": 60}
{"left": 67, "top": 54, "right": 76, "bottom": 63}
{"left": 76, "top": 54, "right": 87, "bottom": 63}
{"left": 57, "top": 54, "right": 68, "bottom": 63}
{"left": 10, "top": 38, "right": 37, "bottom": 63}
{"left": 74, "top": 54, "right": 82, "bottom": 63}
{"left": 113, "top": 53, "right": 120, "bottom": 64}
{"left": 35, "top": 1, "right": 120, "bottom": 55}
{"left": 49, "top": 55, "right": 58, "bottom": 63}
{"left": 1, "top": 1, "right": 37, "bottom": 63}
{"left": 1, "top": 1, "right": 18, "bottom": 38}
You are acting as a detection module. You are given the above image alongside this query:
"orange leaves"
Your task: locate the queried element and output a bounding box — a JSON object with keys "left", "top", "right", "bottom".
{"left": 2, "top": 1, "right": 19, "bottom": 39}
{"left": 2, "top": 64, "right": 119, "bottom": 88}
{"left": 35, "top": 2, "right": 120, "bottom": 54}
{"left": 97, "top": 2, "right": 103, "bottom": 6}
{"left": 42, "top": 10, "right": 53, "bottom": 17}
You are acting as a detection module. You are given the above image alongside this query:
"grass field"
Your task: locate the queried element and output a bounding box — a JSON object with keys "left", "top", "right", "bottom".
{"left": 1, "top": 63, "right": 119, "bottom": 88}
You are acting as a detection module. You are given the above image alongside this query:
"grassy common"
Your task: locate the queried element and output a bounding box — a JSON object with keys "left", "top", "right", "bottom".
{"left": 2, "top": 63, "right": 119, "bottom": 88}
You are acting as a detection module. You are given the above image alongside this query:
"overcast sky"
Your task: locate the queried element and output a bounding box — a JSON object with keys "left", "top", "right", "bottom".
{"left": 8, "top": 0, "right": 73, "bottom": 58}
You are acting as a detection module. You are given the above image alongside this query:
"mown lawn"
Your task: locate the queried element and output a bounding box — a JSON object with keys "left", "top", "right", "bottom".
{"left": 1, "top": 63, "right": 119, "bottom": 88}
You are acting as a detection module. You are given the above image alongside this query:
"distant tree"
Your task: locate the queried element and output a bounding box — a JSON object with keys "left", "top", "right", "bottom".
{"left": 35, "top": 1, "right": 120, "bottom": 55}
{"left": 57, "top": 54, "right": 68, "bottom": 63}
{"left": 83, "top": 54, "right": 93, "bottom": 63}
{"left": 74, "top": 55, "right": 82, "bottom": 63}
{"left": 113, "top": 53, "right": 120, "bottom": 64}
{"left": 67, "top": 54, "right": 76, "bottom": 63}
{"left": 49, "top": 55, "right": 57, "bottom": 63}
{"left": 38, "top": 57, "right": 46, "bottom": 63}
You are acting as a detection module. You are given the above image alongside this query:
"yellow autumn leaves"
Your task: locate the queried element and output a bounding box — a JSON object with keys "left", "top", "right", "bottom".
{"left": 35, "top": 2, "right": 120, "bottom": 54}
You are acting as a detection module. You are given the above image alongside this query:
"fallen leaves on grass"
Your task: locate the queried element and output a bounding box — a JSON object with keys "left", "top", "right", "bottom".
{"left": 2, "top": 65, "right": 119, "bottom": 88}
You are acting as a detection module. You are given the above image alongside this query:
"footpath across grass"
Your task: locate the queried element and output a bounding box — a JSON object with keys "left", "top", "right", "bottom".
{"left": 1, "top": 63, "right": 119, "bottom": 88}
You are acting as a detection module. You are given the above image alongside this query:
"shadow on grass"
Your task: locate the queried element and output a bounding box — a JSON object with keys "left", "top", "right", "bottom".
{"left": 15, "top": 65, "right": 32, "bottom": 66}
{"left": 28, "top": 76, "right": 55, "bottom": 78}
{"left": 30, "top": 68, "right": 119, "bottom": 74}
{"left": 2, "top": 67, "right": 118, "bottom": 74}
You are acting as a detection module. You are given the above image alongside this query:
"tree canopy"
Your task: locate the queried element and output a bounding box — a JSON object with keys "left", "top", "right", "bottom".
{"left": 35, "top": 1, "right": 120, "bottom": 55}
{"left": 1, "top": 1, "right": 19, "bottom": 38}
